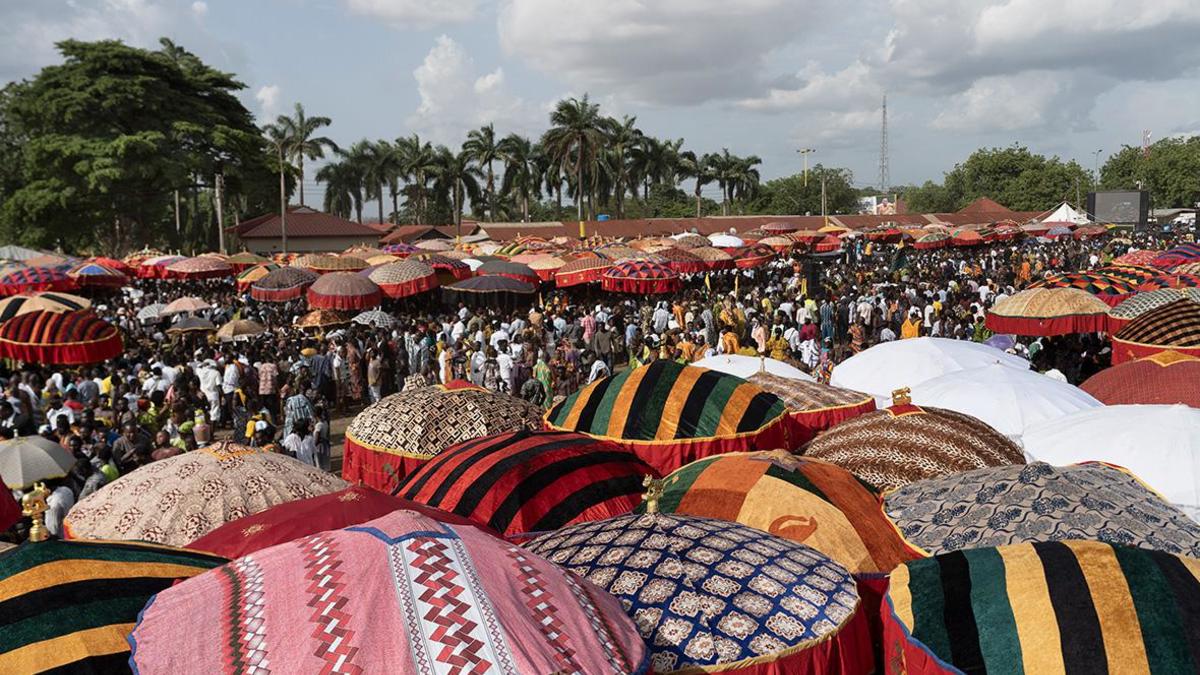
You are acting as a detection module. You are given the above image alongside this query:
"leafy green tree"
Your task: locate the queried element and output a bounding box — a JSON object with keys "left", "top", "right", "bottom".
{"left": 937, "top": 145, "right": 1091, "bottom": 211}
{"left": 497, "top": 134, "right": 540, "bottom": 222}
{"left": 396, "top": 134, "right": 438, "bottom": 225}
{"left": 1101, "top": 137, "right": 1200, "bottom": 208}
{"left": 752, "top": 165, "right": 857, "bottom": 216}
{"left": 901, "top": 180, "right": 958, "bottom": 213}
{"left": 603, "top": 115, "right": 641, "bottom": 218}
{"left": 675, "top": 150, "right": 716, "bottom": 218}
{"left": 315, "top": 157, "right": 362, "bottom": 221}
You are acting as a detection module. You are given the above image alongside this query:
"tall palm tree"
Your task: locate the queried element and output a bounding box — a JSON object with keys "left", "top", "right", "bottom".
{"left": 542, "top": 95, "right": 607, "bottom": 220}
{"left": 396, "top": 134, "right": 438, "bottom": 225}
{"left": 604, "top": 115, "right": 641, "bottom": 219}
{"left": 497, "top": 134, "right": 540, "bottom": 223}
{"left": 345, "top": 140, "right": 392, "bottom": 225}
{"left": 628, "top": 136, "right": 682, "bottom": 213}
{"left": 432, "top": 146, "right": 483, "bottom": 237}
{"left": 708, "top": 149, "right": 740, "bottom": 216}
{"left": 262, "top": 122, "right": 293, "bottom": 251}
{"left": 273, "top": 102, "right": 337, "bottom": 206}
{"left": 730, "top": 154, "right": 763, "bottom": 213}
{"left": 462, "top": 123, "right": 500, "bottom": 221}
{"left": 315, "top": 158, "right": 362, "bottom": 221}
{"left": 677, "top": 150, "right": 715, "bottom": 218}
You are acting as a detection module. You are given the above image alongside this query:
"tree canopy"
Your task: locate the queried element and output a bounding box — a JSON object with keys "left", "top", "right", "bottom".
{"left": 902, "top": 145, "right": 1092, "bottom": 214}
{"left": 1101, "top": 137, "right": 1200, "bottom": 209}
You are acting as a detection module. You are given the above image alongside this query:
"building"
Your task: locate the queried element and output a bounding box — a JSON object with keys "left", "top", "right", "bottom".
{"left": 228, "top": 206, "right": 383, "bottom": 254}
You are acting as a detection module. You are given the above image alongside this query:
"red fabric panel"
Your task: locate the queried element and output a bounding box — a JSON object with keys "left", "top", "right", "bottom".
{"left": 714, "top": 605, "right": 875, "bottom": 674}
{"left": 0, "top": 335, "right": 123, "bottom": 365}
{"left": 0, "top": 489, "right": 19, "bottom": 533}
{"left": 787, "top": 398, "right": 878, "bottom": 447}
{"left": 1111, "top": 339, "right": 1200, "bottom": 365}
{"left": 377, "top": 276, "right": 438, "bottom": 299}
{"left": 340, "top": 437, "right": 429, "bottom": 492}
{"left": 250, "top": 286, "right": 307, "bottom": 302}
{"left": 985, "top": 311, "right": 1109, "bottom": 336}
{"left": 600, "top": 276, "right": 682, "bottom": 294}
{"left": 305, "top": 288, "right": 382, "bottom": 310}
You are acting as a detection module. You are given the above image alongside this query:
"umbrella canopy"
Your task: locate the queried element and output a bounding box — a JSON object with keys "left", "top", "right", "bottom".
{"left": 690, "top": 353, "right": 814, "bottom": 381}
{"left": 215, "top": 319, "right": 266, "bottom": 342}
{"left": 1105, "top": 287, "right": 1200, "bottom": 332}
{"left": 250, "top": 265, "right": 318, "bottom": 302}
{"left": 908, "top": 363, "right": 1102, "bottom": 440}
{"left": 814, "top": 234, "right": 844, "bottom": 252}
{"left": 64, "top": 441, "right": 347, "bottom": 545}
{"left": 66, "top": 261, "right": 128, "bottom": 288}
{"left": 1152, "top": 242, "right": 1200, "bottom": 269}
{"left": 0, "top": 245, "right": 47, "bottom": 262}
{"left": 594, "top": 245, "right": 646, "bottom": 261}
{"left": 159, "top": 296, "right": 210, "bottom": 315}
{"left": 0, "top": 539, "right": 225, "bottom": 674}
{"left": 914, "top": 232, "right": 951, "bottom": 250}
{"left": 165, "top": 316, "right": 216, "bottom": 335}
{"left": 748, "top": 372, "right": 877, "bottom": 445}
{"left": 1097, "top": 263, "right": 1160, "bottom": 285}
{"left": 443, "top": 275, "right": 536, "bottom": 309}
{"left": 122, "top": 247, "right": 165, "bottom": 266}
{"left": 187, "top": 485, "right": 481, "bottom": 558}
{"left": 306, "top": 271, "right": 382, "bottom": 310}
{"left": 136, "top": 255, "right": 185, "bottom": 279}
{"left": 885, "top": 461, "right": 1200, "bottom": 558}
{"left": 478, "top": 259, "right": 540, "bottom": 284}
{"left": 600, "top": 260, "right": 681, "bottom": 294}
{"left": 762, "top": 220, "right": 800, "bottom": 233}
{"left": 1137, "top": 273, "right": 1200, "bottom": 291}
{"left": 1173, "top": 261, "right": 1200, "bottom": 275}
{"left": 0, "top": 435, "right": 75, "bottom": 488}
{"left": 1112, "top": 298, "right": 1200, "bottom": 363}
{"left": 416, "top": 253, "right": 473, "bottom": 283}
{"left": 224, "top": 250, "right": 268, "bottom": 270}
{"left": 525, "top": 254, "right": 567, "bottom": 281}
{"left": 396, "top": 429, "right": 655, "bottom": 539}
{"left": 650, "top": 246, "right": 707, "bottom": 274}
{"left": 131, "top": 510, "right": 650, "bottom": 675}
{"left": 526, "top": 513, "right": 870, "bottom": 674}
{"left": 82, "top": 256, "right": 132, "bottom": 274}
{"left": 641, "top": 451, "right": 918, "bottom": 578}
{"left": 351, "top": 309, "right": 395, "bottom": 328}
{"left": 233, "top": 262, "right": 280, "bottom": 290}
{"left": 985, "top": 287, "right": 1111, "bottom": 336}
{"left": 804, "top": 401, "right": 1026, "bottom": 492}
{"left": 414, "top": 237, "right": 454, "bottom": 251}
{"left": 1031, "top": 271, "right": 1136, "bottom": 306}
{"left": 1022, "top": 404, "right": 1200, "bottom": 520}
{"left": 135, "top": 303, "right": 165, "bottom": 322}
{"left": 300, "top": 253, "right": 369, "bottom": 274}
{"left": 707, "top": 233, "right": 744, "bottom": 248}
{"left": 885, "top": 541, "right": 1200, "bottom": 675}
{"left": 687, "top": 245, "right": 736, "bottom": 270}
{"left": 293, "top": 308, "right": 348, "bottom": 329}
{"left": 343, "top": 244, "right": 386, "bottom": 259}
{"left": 164, "top": 256, "right": 233, "bottom": 279}
{"left": 343, "top": 384, "right": 545, "bottom": 490}
{"left": 759, "top": 234, "right": 797, "bottom": 251}
{"left": 0, "top": 310, "right": 122, "bottom": 365}
{"left": 1080, "top": 350, "right": 1200, "bottom": 406}
{"left": 0, "top": 267, "right": 75, "bottom": 296}
{"left": 950, "top": 229, "right": 984, "bottom": 246}
{"left": 731, "top": 243, "right": 777, "bottom": 269}
{"left": 0, "top": 292, "right": 90, "bottom": 322}
{"left": 365, "top": 253, "right": 400, "bottom": 266}
{"left": 380, "top": 242, "right": 418, "bottom": 256}
{"left": 1112, "top": 249, "right": 1162, "bottom": 266}
{"left": 671, "top": 232, "right": 710, "bottom": 248}
{"left": 830, "top": 337, "right": 1029, "bottom": 404}
{"left": 545, "top": 360, "right": 790, "bottom": 475}
{"left": 554, "top": 257, "right": 612, "bottom": 287}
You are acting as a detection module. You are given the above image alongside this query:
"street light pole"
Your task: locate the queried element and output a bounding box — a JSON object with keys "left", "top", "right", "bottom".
{"left": 796, "top": 148, "right": 815, "bottom": 186}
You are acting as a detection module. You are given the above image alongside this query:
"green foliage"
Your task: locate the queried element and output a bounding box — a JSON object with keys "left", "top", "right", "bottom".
{"left": 905, "top": 145, "right": 1092, "bottom": 213}
{"left": 1101, "top": 137, "right": 1200, "bottom": 208}
{"left": 750, "top": 165, "right": 858, "bottom": 216}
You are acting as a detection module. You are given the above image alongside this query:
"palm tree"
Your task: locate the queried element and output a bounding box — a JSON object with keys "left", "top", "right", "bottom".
{"left": 677, "top": 150, "right": 715, "bottom": 218}
{"left": 708, "top": 149, "right": 740, "bottom": 216}
{"left": 542, "top": 95, "right": 607, "bottom": 220}
{"left": 604, "top": 115, "right": 641, "bottom": 218}
{"left": 498, "top": 134, "right": 540, "bottom": 222}
{"left": 396, "top": 134, "right": 438, "bottom": 225}
{"left": 273, "top": 102, "right": 337, "bottom": 206}
{"left": 628, "top": 136, "right": 675, "bottom": 202}
{"left": 432, "top": 146, "right": 483, "bottom": 237}
{"left": 730, "top": 154, "right": 763, "bottom": 213}
{"left": 262, "top": 122, "right": 293, "bottom": 251}
{"left": 345, "top": 140, "right": 392, "bottom": 225}
{"left": 462, "top": 124, "right": 500, "bottom": 221}
{"left": 315, "top": 158, "right": 362, "bottom": 221}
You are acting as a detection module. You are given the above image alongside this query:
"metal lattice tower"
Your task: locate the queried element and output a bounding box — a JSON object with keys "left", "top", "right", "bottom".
{"left": 879, "top": 93, "right": 890, "bottom": 193}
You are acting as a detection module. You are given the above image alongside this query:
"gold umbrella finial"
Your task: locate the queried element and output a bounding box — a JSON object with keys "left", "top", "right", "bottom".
{"left": 891, "top": 387, "right": 912, "bottom": 406}
{"left": 642, "top": 476, "right": 664, "bottom": 514}
{"left": 21, "top": 482, "right": 51, "bottom": 542}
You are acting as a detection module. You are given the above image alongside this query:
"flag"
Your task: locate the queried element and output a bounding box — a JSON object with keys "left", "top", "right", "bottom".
{"left": 704, "top": 272, "right": 711, "bottom": 291}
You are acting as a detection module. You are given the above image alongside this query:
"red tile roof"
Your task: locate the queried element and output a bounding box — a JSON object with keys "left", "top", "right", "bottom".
{"left": 379, "top": 224, "right": 473, "bottom": 244}
{"left": 233, "top": 206, "right": 382, "bottom": 239}
{"left": 957, "top": 197, "right": 1014, "bottom": 216}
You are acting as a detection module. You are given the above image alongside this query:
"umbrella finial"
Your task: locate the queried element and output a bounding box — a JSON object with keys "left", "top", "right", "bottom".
{"left": 642, "top": 476, "right": 664, "bottom": 514}
{"left": 759, "top": 355, "right": 766, "bottom": 374}
{"left": 21, "top": 482, "right": 51, "bottom": 542}
{"left": 891, "top": 387, "right": 912, "bottom": 406}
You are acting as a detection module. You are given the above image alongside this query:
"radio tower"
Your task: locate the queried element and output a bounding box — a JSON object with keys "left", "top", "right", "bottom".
{"left": 879, "top": 93, "right": 890, "bottom": 193}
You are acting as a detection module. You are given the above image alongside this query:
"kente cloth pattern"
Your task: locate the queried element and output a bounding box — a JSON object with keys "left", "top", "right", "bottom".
{"left": 1136, "top": 273, "right": 1200, "bottom": 291}
{"left": 0, "top": 539, "right": 224, "bottom": 674}
{"left": 478, "top": 260, "right": 540, "bottom": 284}
{"left": 985, "top": 287, "right": 1110, "bottom": 336}
{"left": 525, "top": 513, "right": 860, "bottom": 674}
{"left": 637, "top": 450, "right": 918, "bottom": 577}
{"left": 305, "top": 271, "right": 382, "bottom": 310}
{"left": 64, "top": 441, "right": 347, "bottom": 547}
{"left": 884, "top": 461, "right": 1200, "bottom": 558}
{"left": 1172, "top": 261, "right": 1200, "bottom": 275}
{"left": 884, "top": 540, "right": 1200, "bottom": 675}
{"left": 749, "top": 372, "right": 876, "bottom": 444}
{"left": 130, "top": 511, "right": 649, "bottom": 675}
{"left": 1080, "top": 350, "right": 1200, "bottom": 406}
{"left": 249, "top": 266, "right": 317, "bottom": 302}
{"left": 803, "top": 404, "right": 1025, "bottom": 492}
{"left": 1114, "top": 297, "right": 1200, "bottom": 348}
{"left": 0, "top": 266, "right": 75, "bottom": 295}
{"left": 1097, "top": 264, "right": 1161, "bottom": 284}
{"left": 601, "top": 260, "right": 682, "bottom": 294}
{"left": 1106, "top": 288, "right": 1200, "bottom": 325}
{"left": 1152, "top": 242, "right": 1200, "bottom": 269}
{"left": 0, "top": 309, "right": 123, "bottom": 365}
{"left": 396, "top": 429, "right": 655, "bottom": 539}
{"left": 1112, "top": 250, "right": 1163, "bottom": 266}
{"left": 1030, "top": 272, "right": 1137, "bottom": 305}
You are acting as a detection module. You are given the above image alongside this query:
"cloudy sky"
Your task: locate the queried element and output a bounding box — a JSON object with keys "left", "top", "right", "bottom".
{"left": 3, "top": 0, "right": 1200, "bottom": 207}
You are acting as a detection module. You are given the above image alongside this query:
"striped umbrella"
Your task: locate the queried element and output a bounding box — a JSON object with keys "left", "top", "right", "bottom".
{"left": 1113, "top": 298, "right": 1200, "bottom": 364}
{"left": 66, "top": 261, "right": 127, "bottom": 288}
{"left": 1107, "top": 288, "right": 1200, "bottom": 332}
{"left": 249, "top": 266, "right": 318, "bottom": 302}
{"left": 477, "top": 259, "right": 540, "bottom": 284}
{"left": 234, "top": 262, "right": 280, "bottom": 291}
{"left": 600, "top": 260, "right": 681, "bottom": 294}
{"left": 1172, "top": 261, "right": 1200, "bottom": 275}
{"left": 0, "top": 267, "right": 75, "bottom": 296}
{"left": 1081, "top": 350, "right": 1200, "bottom": 406}
{"left": 1152, "top": 242, "right": 1200, "bottom": 269}
{"left": 0, "top": 310, "right": 122, "bottom": 364}
{"left": 368, "top": 260, "right": 438, "bottom": 299}
{"left": 0, "top": 292, "right": 90, "bottom": 322}
{"left": 164, "top": 256, "right": 233, "bottom": 279}
{"left": 554, "top": 257, "right": 612, "bottom": 287}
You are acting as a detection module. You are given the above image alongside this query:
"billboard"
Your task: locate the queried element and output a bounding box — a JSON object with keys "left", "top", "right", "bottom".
{"left": 1087, "top": 190, "right": 1149, "bottom": 227}
{"left": 858, "top": 196, "right": 897, "bottom": 215}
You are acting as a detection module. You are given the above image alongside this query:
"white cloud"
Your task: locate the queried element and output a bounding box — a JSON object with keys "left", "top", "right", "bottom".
{"left": 255, "top": 84, "right": 282, "bottom": 121}
{"left": 738, "top": 61, "right": 878, "bottom": 114}
{"left": 190, "top": 1, "right": 208, "bottom": 18}
{"left": 342, "top": 0, "right": 477, "bottom": 28}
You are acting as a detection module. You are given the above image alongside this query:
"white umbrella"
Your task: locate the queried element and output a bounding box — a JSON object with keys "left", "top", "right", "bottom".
{"left": 0, "top": 436, "right": 76, "bottom": 488}
{"left": 707, "top": 234, "right": 744, "bottom": 248}
{"left": 461, "top": 258, "right": 484, "bottom": 271}
{"left": 1022, "top": 405, "right": 1200, "bottom": 521}
{"left": 830, "top": 337, "right": 1029, "bottom": 404}
{"left": 351, "top": 309, "right": 395, "bottom": 329}
{"left": 909, "top": 363, "right": 1102, "bottom": 441}
{"left": 136, "top": 303, "right": 165, "bottom": 322}
{"left": 690, "top": 354, "right": 815, "bottom": 381}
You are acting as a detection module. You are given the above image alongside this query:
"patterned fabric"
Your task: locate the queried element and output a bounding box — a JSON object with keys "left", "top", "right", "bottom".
{"left": 293, "top": 309, "right": 348, "bottom": 328}
{"left": 64, "top": 441, "right": 347, "bottom": 546}
{"left": 640, "top": 450, "right": 918, "bottom": 576}
{"left": 603, "top": 259, "right": 679, "bottom": 279}
{"left": 732, "top": 243, "right": 777, "bottom": 268}
{"left": 381, "top": 243, "right": 419, "bottom": 255}
{"left": 235, "top": 263, "right": 280, "bottom": 289}
{"left": 594, "top": 245, "right": 644, "bottom": 261}
{"left": 1031, "top": 272, "right": 1137, "bottom": 302}
{"left": 672, "top": 234, "right": 710, "bottom": 248}
{"left": 915, "top": 232, "right": 950, "bottom": 249}
{"left": 555, "top": 257, "right": 613, "bottom": 286}
{"left": 1152, "top": 242, "right": 1200, "bottom": 268}
{"left": 1081, "top": 350, "right": 1200, "bottom": 406}
{"left": 885, "top": 462, "right": 1200, "bottom": 557}
{"left": 650, "top": 247, "right": 707, "bottom": 273}
{"left": 1172, "top": 262, "right": 1200, "bottom": 275}
{"left": 300, "top": 254, "right": 369, "bottom": 272}
{"left": 1112, "top": 250, "right": 1163, "bottom": 266}
{"left": 0, "top": 539, "right": 225, "bottom": 674}
{"left": 306, "top": 271, "right": 382, "bottom": 310}
{"left": 525, "top": 513, "right": 860, "bottom": 674}
{"left": 0, "top": 292, "right": 91, "bottom": 322}
{"left": 351, "top": 310, "right": 395, "bottom": 328}
{"left": 226, "top": 251, "right": 269, "bottom": 267}
{"left": 885, "top": 540, "right": 1200, "bottom": 675}
{"left": 0, "top": 309, "right": 123, "bottom": 365}
{"left": 67, "top": 262, "right": 127, "bottom": 286}
{"left": 1136, "top": 273, "right": 1200, "bottom": 291}
{"left": 396, "top": 429, "right": 655, "bottom": 538}
{"left": 988, "top": 286, "right": 1109, "bottom": 319}
{"left": 749, "top": 372, "right": 871, "bottom": 411}
{"left": 1098, "top": 264, "right": 1161, "bottom": 284}
{"left": 0, "top": 266, "right": 74, "bottom": 295}
{"left": 368, "top": 260, "right": 436, "bottom": 285}
{"left": 1114, "top": 298, "right": 1200, "bottom": 347}
{"left": 804, "top": 404, "right": 1026, "bottom": 492}
{"left": 1107, "top": 288, "right": 1200, "bottom": 321}
{"left": 130, "top": 510, "right": 649, "bottom": 674}
{"left": 251, "top": 266, "right": 317, "bottom": 290}
{"left": 165, "top": 256, "right": 233, "bottom": 278}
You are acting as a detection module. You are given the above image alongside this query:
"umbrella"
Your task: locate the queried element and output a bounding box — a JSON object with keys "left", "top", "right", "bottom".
{"left": 884, "top": 540, "right": 1200, "bottom": 675}
{"left": 234, "top": 262, "right": 280, "bottom": 290}
{"left": 670, "top": 232, "right": 710, "bottom": 248}
{"left": 1080, "top": 350, "right": 1200, "bottom": 406}
{"left": 707, "top": 233, "right": 744, "bottom": 248}
{"left": 64, "top": 441, "right": 347, "bottom": 545}
{"left": 343, "top": 384, "right": 545, "bottom": 490}
{"left": 908, "top": 363, "right": 1102, "bottom": 440}
{"left": 414, "top": 238, "right": 454, "bottom": 251}
{"left": 122, "top": 247, "right": 165, "bottom": 266}
{"left": 22, "top": 253, "right": 74, "bottom": 268}
{"left": 526, "top": 254, "right": 567, "bottom": 281}
{"left": 224, "top": 250, "right": 268, "bottom": 271}
{"left": 443, "top": 275, "right": 536, "bottom": 309}
{"left": 738, "top": 228, "right": 768, "bottom": 241}
{"left": 1097, "top": 263, "right": 1160, "bottom": 285}
{"left": 0, "top": 292, "right": 91, "bottom": 322}
{"left": 0, "top": 539, "right": 225, "bottom": 673}
{"left": 545, "top": 360, "right": 790, "bottom": 475}
{"left": 1031, "top": 271, "right": 1136, "bottom": 306}
{"left": 65, "top": 261, "right": 128, "bottom": 288}
{"left": 136, "top": 255, "right": 185, "bottom": 279}
{"left": 367, "top": 260, "right": 438, "bottom": 299}
{"left": 351, "top": 309, "right": 395, "bottom": 328}
{"left": 830, "top": 337, "right": 1030, "bottom": 404}
{"left": 1022, "top": 404, "right": 1200, "bottom": 520}
{"left": 1112, "top": 249, "right": 1162, "bottom": 266}
{"left": 299, "top": 253, "right": 369, "bottom": 274}
{"left": 187, "top": 485, "right": 481, "bottom": 558}
{"left": 594, "top": 245, "right": 644, "bottom": 261}
{"left": 748, "top": 372, "right": 877, "bottom": 445}
{"left": 1137, "top": 273, "right": 1200, "bottom": 292}
{"left": 365, "top": 253, "right": 399, "bottom": 266}
{"left": 306, "top": 271, "right": 382, "bottom": 310}
{"left": 159, "top": 296, "right": 210, "bottom": 315}
{"left": 135, "top": 303, "right": 165, "bottom": 322}
{"left": 1105, "top": 287, "right": 1200, "bottom": 332}
{"left": 1073, "top": 223, "right": 1109, "bottom": 239}
{"left": 250, "top": 265, "right": 318, "bottom": 302}
{"left": 648, "top": 246, "right": 706, "bottom": 274}
{"left": 1152, "top": 242, "right": 1200, "bottom": 269}
{"left": 600, "top": 260, "right": 681, "bottom": 294}
{"left": 293, "top": 308, "right": 348, "bottom": 329}
{"left": 690, "top": 353, "right": 814, "bottom": 381}
{"left": 416, "top": 253, "right": 473, "bottom": 283}
{"left": 380, "top": 242, "right": 418, "bottom": 256}
{"left": 687, "top": 245, "right": 736, "bottom": 270}
{"left": 554, "top": 257, "right": 612, "bottom": 287}
{"left": 985, "top": 287, "right": 1111, "bottom": 336}
{"left": 804, "top": 397, "right": 1026, "bottom": 492}
{"left": 984, "top": 333, "right": 1017, "bottom": 351}
{"left": 0, "top": 310, "right": 122, "bottom": 365}
{"left": 1112, "top": 298, "right": 1200, "bottom": 364}
{"left": 526, "top": 513, "right": 871, "bottom": 674}
{"left": 0, "top": 245, "right": 47, "bottom": 262}
{"left": 913, "top": 232, "right": 951, "bottom": 249}
{"left": 130, "top": 510, "right": 650, "bottom": 675}
{"left": 884, "top": 462, "right": 1200, "bottom": 558}
{"left": 761, "top": 220, "right": 799, "bottom": 233}
{"left": 0, "top": 435, "right": 75, "bottom": 488}
{"left": 731, "top": 243, "right": 777, "bottom": 269}
{"left": 0, "top": 267, "right": 75, "bottom": 296}
{"left": 215, "top": 318, "right": 266, "bottom": 342}
{"left": 165, "top": 316, "right": 216, "bottom": 335}
{"left": 164, "top": 256, "right": 233, "bottom": 279}
{"left": 82, "top": 256, "right": 132, "bottom": 274}
{"left": 396, "top": 429, "right": 656, "bottom": 539}
{"left": 1173, "top": 261, "right": 1200, "bottom": 275}
{"left": 343, "top": 244, "right": 385, "bottom": 258}
{"left": 478, "top": 259, "right": 540, "bottom": 284}
{"left": 814, "top": 234, "right": 844, "bottom": 252}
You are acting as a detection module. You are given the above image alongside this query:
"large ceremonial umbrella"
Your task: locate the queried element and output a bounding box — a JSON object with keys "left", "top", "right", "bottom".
{"left": 0, "top": 310, "right": 122, "bottom": 365}
{"left": 884, "top": 540, "right": 1200, "bottom": 675}
{"left": 443, "top": 274, "right": 536, "bottom": 308}
{"left": 306, "top": 271, "right": 382, "bottom": 310}
{"left": 985, "top": 286, "right": 1111, "bottom": 336}
{"left": 687, "top": 245, "right": 737, "bottom": 270}
{"left": 367, "top": 259, "right": 438, "bottom": 299}
{"left": 64, "top": 441, "right": 346, "bottom": 546}
{"left": 749, "top": 372, "right": 877, "bottom": 445}
{"left": 1152, "top": 242, "right": 1200, "bottom": 269}
{"left": 83, "top": 256, "right": 132, "bottom": 275}
{"left": 1174, "top": 261, "right": 1200, "bottom": 275}
{"left": 224, "top": 250, "right": 268, "bottom": 271}
{"left": 1022, "top": 404, "right": 1200, "bottom": 520}
{"left": 233, "top": 262, "right": 279, "bottom": 291}
{"left": 545, "top": 360, "right": 790, "bottom": 475}
{"left": 396, "top": 429, "right": 655, "bottom": 539}
{"left": 65, "top": 261, "right": 128, "bottom": 289}
{"left": 215, "top": 319, "right": 266, "bottom": 342}
{"left": 350, "top": 309, "right": 395, "bottom": 329}
{"left": 414, "top": 237, "right": 454, "bottom": 251}
{"left": 908, "top": 363, "right": 1102, "bottom": 440}
{"left": 164, "top": 256, "right": 233, "bottom": 279}
{"left": 135, "top": 303, "right": 165, "bottom": 322}
{"left": 914, "top": 232, "right": 951, "bottom": 250}
{"left": 1137, "top": 272, "right": 1200, "bottom": 292}
{"left": 187, "top": 485, "right": 481, "bottom": 558}
{"left": 1106, "top": 287, "right": 1200, "bottom": 332}
{"left": 343, "top": 384, "right": 545, "bottom": 490}
{"left": 555, "top": 256, "right": 612, "bottom": 287}
{"left": 380, "top": 242, "right": 418, "bottom": 256}
{"left": 293, "top": 308, "right": 348, "bottom": 329}
{"left": 950, "top": 229, "right": 984, "bottom": 246}
{"left": 884, "top": 461, "right": 1200, "bottom": 558}
{"left": 0, "top": 292, "right": 90, "bottom": 322}
{"left": 130, "top": 510, "right": 650, "bottom": 675}
{"left": 1097, "top": 263, "right": 1160, "bottom": 285}
{"left": 759, "top": 235, "right": 798, "bottom": 252}
{"left": 365, "top": 253, "right": 399, "bottom": 267}
{"left": 707, "top": 233, "right": 744, "bottom": 248}
{"left": 671, "top": 232, "right": 710, "bottom": 248}
{"left": 302, "top": 253, "right": 369, "bottom": 274}
{"left": 1112, "top": 249, "right": 1162, "bottom": 266}
{"left": 0, "top": 245, "right": 47, "bottom": 262}
{"left": 0, "top": 267, "right": 75, "bottom": 296}
{"left": 690, "top": 353, "right": 814, "bottom": 381}
{"left": 0, "top": 539, "right": 225, "bottom": 674}
{"left": 416, "top": 253, "right": 473, "bottom": 283}
{"left": 650, "top": 246, "right": 707, "bottom": 273}
{"left": 478, "top": 259, "right": 540, "bottom": 284}
{"left": 249, "top": 265, "right": 318, "bottom": 302}
{"left": 136, "top": 255, "right": 185, "bottom": 279}
{"left": 1081, "top": 350, "right": 1200, "bottom": 406}
{"left": 165, "top": 316, "right": 216, "bottom": 336}
{"left": 1112, "top": 298, "right": 1200, "bottom": 363}
{"left": 122, "top": 247, "right": 165, "bottom": 267}
{"left": 601, "top": 259, "right": 681, "bottom": 294}
{"left": 159, "top": 296, "right": 210, "bottom": 315}
{"left": 0, "top": 435, "right": 75, "bottom": 488}
{"left": 732, "top": 243, "right": 777, "bottom": 269}
{"left": 1031, "top": 271, "right": 1136, "bottom": 306}
{"left": 526, "top": 513, "right": 871, "bottom": 674}
{"left": 830, "top": 337, "right": 1029, "bottom": 404}
{"left": 804, "top": 400, "right": 1026, "bottom": 492}
{"left": 525, "top": 254, "right": 567, "bottom": 281}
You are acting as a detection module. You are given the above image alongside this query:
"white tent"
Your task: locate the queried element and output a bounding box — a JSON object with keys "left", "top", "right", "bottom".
{"left": 690, "top": 354, "right": 814, "bottom": 381}
{"left": 707, "top": 234, "right": 744, "bottom": 248}
{"left": 1041, "top": 202, "right": 1091, "bottom": 225}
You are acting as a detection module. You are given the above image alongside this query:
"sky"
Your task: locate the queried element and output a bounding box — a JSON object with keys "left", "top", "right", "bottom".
{"left": 3, "top": 0, "right": 1200, "bottom": 210}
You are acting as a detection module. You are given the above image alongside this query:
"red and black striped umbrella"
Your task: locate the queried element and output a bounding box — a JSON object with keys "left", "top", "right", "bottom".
{"left": 0, "top": 267, "right": 76, "bottom": 296}
{"left": 601, "top": 260, "right": 681, "bottom": 294}
{"left": 305, "top": 272, "right": 382, "bottom": 310}
{"left": 0, "top": 310, "right": 122, "bottom": 364}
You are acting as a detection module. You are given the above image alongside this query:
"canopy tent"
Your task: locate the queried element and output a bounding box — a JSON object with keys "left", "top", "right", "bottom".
{"left": 1040, "top": 200, "right": 1091, "bottom": 225}
{"left": 1080, "top": 350, "right": 1200, "bottom": 406}
{"left": 305, "top": 271, "right": 382, "bottom": 310}
{"left": 555, "top": 257, "right": 613, "bottom": 287}
{"left": 689, "top": 353, "right": 814, "bottom": 381}
{"left": 1112, "top": 298, "right": 1200, "bottom": 363}
{"left": 367, "top": 259, "right": 438, "bottom": 299}
{"left": 749, "top": 372, "right": 877, "bottom": 445}
{"left": 985, "top": 286, "right": 1111, "bottom": 336}
{"left": 1106, "top": 287, "right": 1200, "bottom": 332}
{"left": 1030, "top": 271, "right": 1137, "bottom": 306}
{"left": 0, "top": 310, "right": 122, "bottom": 365}
{"left": 249, "top": 266, "right": 318, "bottom": 302}
{"left": 477, "top": 259, "right": 540, "bottom": 284}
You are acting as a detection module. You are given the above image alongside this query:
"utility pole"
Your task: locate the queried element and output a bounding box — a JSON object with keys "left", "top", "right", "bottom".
{"left": 174, "top": 190, "right": 181, "bottom": 234}
{"left": 879, "top": 93, "right": 890, "bottom": 193}
{"left": 214, "top": 173, "right": 226, "bottom": 255}
{"left": 821, "top": 176, "right": 828, "bottom": 228}
{"left": 796, "top": 148, "right": 815, "bottom": 186}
